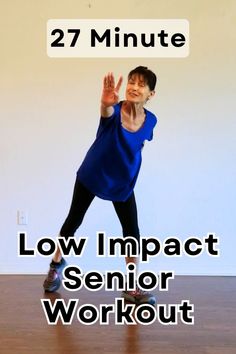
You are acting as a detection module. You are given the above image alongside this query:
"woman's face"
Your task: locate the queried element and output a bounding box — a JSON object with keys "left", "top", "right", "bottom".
{"left": 125, "top": 74, "right": 154, "bottom": 105}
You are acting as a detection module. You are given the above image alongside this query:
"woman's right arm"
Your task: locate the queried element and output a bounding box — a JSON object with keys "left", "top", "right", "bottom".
{"left": 100, "top": 72, "right": 123, "bottom": 118}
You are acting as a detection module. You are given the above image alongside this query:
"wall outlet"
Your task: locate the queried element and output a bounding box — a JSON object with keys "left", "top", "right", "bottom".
{"left": 17, "top": 210, "right": 28, "bottom": 225}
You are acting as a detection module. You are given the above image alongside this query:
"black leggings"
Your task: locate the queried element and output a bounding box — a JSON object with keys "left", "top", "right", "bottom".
{"left": 60, "top": 180, "right": 140, "bottom": 246}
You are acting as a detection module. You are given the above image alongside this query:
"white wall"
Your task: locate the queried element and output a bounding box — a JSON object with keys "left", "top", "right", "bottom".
{"left": 0, "top": 0, "right": 235, "bottom": 275}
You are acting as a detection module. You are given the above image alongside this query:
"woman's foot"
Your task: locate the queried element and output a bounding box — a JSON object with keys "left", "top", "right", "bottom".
{"left": 43, "top": 258, "right": 67, "bottom": 292}
{"left": 122, "top": 285, "right": 156, "bottom": 305}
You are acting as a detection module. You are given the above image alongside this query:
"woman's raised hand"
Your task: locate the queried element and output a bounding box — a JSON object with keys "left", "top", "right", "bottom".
{"left": 101, "top": 72, "right": 123, "bottom": 107}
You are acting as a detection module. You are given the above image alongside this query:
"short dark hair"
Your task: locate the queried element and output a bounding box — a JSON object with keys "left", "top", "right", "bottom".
{"left": 128, "top": 66, "right": 157, "bottom": 91}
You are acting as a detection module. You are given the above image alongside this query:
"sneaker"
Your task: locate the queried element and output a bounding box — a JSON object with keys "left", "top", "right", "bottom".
{"left": 122, "top": 285, "right": 156, "bottom": 305}
{"left": 43, "top": 258, "right": 67, "bottom": 292}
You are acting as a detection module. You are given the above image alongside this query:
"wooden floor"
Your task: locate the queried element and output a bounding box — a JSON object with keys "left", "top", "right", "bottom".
{"left": 0, "top": 275, "right": 235, "bottom": 354}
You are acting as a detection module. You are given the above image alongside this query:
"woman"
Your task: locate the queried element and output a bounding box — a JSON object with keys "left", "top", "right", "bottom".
{"left": 43, "top": 66, "right": 157, "bottom": 305}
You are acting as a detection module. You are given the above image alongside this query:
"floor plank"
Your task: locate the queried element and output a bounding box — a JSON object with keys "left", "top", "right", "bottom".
{"left": 0, "top": 276, "right": 235, "bottom": 354}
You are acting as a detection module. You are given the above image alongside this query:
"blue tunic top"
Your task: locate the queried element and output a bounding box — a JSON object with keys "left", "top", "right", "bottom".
{"left": 77, "top": 102, "right": 157, "bottom": 202}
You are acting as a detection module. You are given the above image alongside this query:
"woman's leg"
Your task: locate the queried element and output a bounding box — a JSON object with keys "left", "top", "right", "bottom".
{"left": 44, "top": 180, "right": 95, "bottom": 292}
{"left": 112, "top": 192, "right": 140, "bottom": 268}
{"left": 113, "top": 192, "right": 156, "bottom": 305}
{"left": 53, "top": 179, "right": 95, "bottom": 262}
